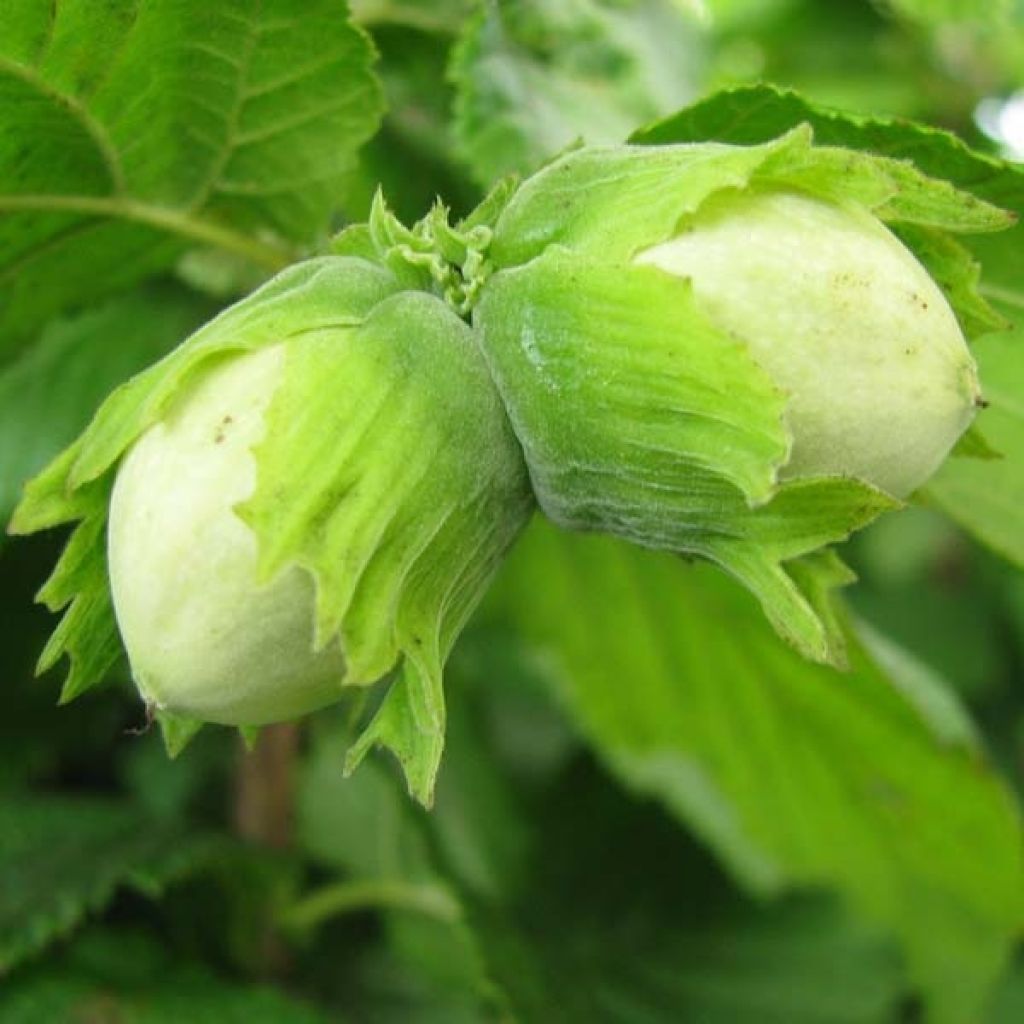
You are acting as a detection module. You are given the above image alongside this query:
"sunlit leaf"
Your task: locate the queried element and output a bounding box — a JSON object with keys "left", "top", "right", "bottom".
{"left": 0, "top": 0, "right": 383, "bottom": 358}
{"left": 451, "top": 0, "right": 705, "bottom": 185}
{"left": 490, "top": 521, "right": 1024, "bottom": 1023}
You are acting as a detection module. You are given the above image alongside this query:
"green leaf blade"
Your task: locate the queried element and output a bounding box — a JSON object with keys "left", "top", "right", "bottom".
{"left": 0, "top": 796, "right": 218, "bottom": 974}
{"left": 0, "top": 0, "right": 385, "bottom": 359}
{"left": 1, "top": 927, "right": 329, "bottom": 1024}
{"left": 491, "top": 521, "right": 1024, "bottom": 1021}
{"left": 925, "top": 323, "right": 1024, "bottom": 567}
{"left": 450, "top": 0, "right": 706, "bottom": 187}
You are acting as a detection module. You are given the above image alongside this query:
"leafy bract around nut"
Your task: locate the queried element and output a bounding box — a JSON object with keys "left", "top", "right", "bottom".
{"left": 10, "top": 257, "right": 534, "bottom": 805}
{"left": 474, "top": 126, "right": 1010, "bottom": 665}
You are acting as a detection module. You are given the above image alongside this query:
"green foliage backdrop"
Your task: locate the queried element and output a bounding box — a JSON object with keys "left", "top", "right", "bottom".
{"left": 2, "top": 2, "right": 1023, "bottom": 1022}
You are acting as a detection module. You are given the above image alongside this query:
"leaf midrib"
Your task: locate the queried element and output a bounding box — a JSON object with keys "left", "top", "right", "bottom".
{"left": 0, "top": 193, "right": 291, "bottom": 270}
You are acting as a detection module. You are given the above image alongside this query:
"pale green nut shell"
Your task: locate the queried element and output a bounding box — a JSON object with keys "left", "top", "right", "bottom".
{"left": 107, "top": 344, "right": 345, "bottom": 726}
{"left": 636, "top": 189, "right": 981, "bottom": 498}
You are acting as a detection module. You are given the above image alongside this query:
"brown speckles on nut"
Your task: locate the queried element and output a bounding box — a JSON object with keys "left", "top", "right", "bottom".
{"left": 214, "top": 414, "right": 234, "bottom": 444}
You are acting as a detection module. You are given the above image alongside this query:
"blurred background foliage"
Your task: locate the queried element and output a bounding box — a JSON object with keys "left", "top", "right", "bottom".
{"left": 1, "top": 0, "right": 1024, "bottom": 1021}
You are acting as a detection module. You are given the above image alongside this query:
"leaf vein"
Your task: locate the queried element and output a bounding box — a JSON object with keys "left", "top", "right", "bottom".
{"left": 232, "top": 95, "right": 370, "bottom": 148}
{"left": 0, "top": 58, "right": 126, "bottom": 195}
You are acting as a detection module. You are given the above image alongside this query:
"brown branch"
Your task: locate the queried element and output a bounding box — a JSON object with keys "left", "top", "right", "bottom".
{"left": 234, "top": 722, "right": 301, "bottom": 848}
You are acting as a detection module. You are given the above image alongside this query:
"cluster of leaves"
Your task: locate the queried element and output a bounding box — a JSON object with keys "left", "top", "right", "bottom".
{"left": 2, "top": 1, "right": 1024, "bottom": 1022}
